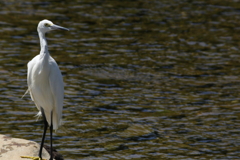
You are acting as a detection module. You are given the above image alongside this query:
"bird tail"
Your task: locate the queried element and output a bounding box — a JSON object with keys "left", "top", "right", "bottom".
{"left": 52, "top": 113, "right": 62, "bottom": 131}
{"left": 34, "top": 110, "right": 62, "bottom": 132}
{"left": 35, "top": 110, "right": 62, "bottom": 131}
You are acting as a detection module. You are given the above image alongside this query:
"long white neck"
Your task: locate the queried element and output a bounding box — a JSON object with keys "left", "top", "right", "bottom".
{"left": 38, "top": 31, "right": 50, "bottom": 74}
{"left": 38, "top": 31, "right": 49, "bottom": 56}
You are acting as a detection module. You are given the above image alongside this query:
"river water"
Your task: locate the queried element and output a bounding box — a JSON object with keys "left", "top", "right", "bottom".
{"left": 0, "top": 0, "right": 240, "bottom": 159}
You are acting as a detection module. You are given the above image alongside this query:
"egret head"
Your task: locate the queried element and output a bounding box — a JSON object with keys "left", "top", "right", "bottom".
{"left": 37, "top": 19, "right": 69, "bottom": 33}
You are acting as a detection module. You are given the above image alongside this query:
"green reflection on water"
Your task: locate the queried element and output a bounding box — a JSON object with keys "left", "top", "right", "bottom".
{"left": 0, "top": 0, "right": 240, "bottom": 159}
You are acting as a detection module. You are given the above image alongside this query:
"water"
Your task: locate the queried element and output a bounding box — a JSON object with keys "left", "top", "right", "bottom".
{"left": 0, "top": 0, "right": 240, "bottom": 159}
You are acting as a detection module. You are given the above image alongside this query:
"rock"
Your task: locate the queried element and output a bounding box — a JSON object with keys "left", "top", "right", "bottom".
{"left": 0, "top": 134, "right": 54, "bottom": 160}
{"left": 43, "top": 145, "right": 64, "bottom": 160}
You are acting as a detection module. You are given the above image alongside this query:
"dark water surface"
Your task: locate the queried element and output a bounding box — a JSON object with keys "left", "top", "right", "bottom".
{"left": 0, "top": 0, "right": 240, "bottom": 159}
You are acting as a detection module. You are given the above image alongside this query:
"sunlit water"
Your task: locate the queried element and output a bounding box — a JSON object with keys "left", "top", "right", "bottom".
{"left": 0, "top": 0, "right": 240, "bottom": 159}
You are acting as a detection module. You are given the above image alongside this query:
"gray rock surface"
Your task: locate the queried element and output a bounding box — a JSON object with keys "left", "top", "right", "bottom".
{"left": 0, "top": 134, "right": 51, "bottom": 160}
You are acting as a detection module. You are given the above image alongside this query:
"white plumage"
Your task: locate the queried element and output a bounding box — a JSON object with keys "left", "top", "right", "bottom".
{"left": 24, "top": 19, "right": 68, "bottom": 160}
{"left": 27, "top": 54, "right": 64, "bottom": 130}
{"left": 27, "top": 19, "right": 68, "bottom": 130}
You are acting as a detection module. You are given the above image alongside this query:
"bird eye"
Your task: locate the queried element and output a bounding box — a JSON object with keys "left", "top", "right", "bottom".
{"left": 44, "top": 23, "right": 51, "bottom": 27}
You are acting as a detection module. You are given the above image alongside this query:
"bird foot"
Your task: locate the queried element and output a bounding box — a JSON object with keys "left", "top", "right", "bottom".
{"left": 20, "top": 156, "right": 47, "bottom": 160}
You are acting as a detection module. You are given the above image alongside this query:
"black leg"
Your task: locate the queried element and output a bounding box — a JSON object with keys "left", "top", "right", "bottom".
{"left": 49, "top": 111, "right": 53, "bottom": 160}
{"left": 39, "top": 107, "right": 48, "bottom": 159}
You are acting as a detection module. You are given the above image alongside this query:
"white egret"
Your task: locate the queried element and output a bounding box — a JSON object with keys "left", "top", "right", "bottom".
{"left": 22, "top": 19, "right": 69, "bottom": 160}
